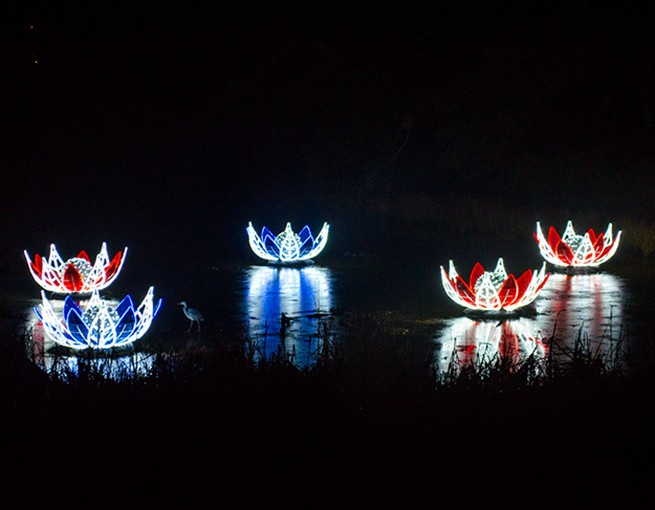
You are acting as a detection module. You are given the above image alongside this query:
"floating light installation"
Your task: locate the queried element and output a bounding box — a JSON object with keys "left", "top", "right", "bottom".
{"left": 246, "top": 222, "right": 329, "bottom": 263}
{"left": 534, "top": 221, "right": 621, "bottom": 267}
{"left": 24, "top": 243, "right": 127, "bottom": 293}
{"left": 35, "top": 287, "right": 162, "bottom": 349}
{"left": 441, "top": 258, "right": 550, "bottom": 312}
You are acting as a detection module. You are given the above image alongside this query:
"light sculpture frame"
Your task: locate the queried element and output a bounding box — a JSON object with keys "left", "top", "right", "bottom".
{"left": 534, "top": 221, "right": 622, "bottom": 267}
{"left": 24, "top": 242, "right": 127, "bottom": 293}
{"left": 441, "top": 258, "right": 550, "bottom": 312}
{"left": 246, "top": 222, "right": 329, "bottom": 263}
{"left": 35, "top": 287, "right": 162, "bottom": 350}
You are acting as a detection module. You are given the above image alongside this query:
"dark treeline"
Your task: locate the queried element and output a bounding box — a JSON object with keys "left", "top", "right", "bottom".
{"left": 2, "top": 2, "right": 655, "bottom": 265}
{"left": 1, "top": 315, "right": 654, "bottom": 507}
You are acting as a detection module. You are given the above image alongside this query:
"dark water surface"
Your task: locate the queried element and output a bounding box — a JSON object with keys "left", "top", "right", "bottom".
{"left": 7, "top": 249, "right": 652, "bottom": 372}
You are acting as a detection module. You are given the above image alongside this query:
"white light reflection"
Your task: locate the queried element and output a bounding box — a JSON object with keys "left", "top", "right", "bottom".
{"left": 244, "top": 265, "right": 334, "bottom": 366}
{"left": 24, "top": 298, "right": 155, "bottom": 380}
{"left": 435, "top": 272, "right": 626, "bottom": 371}
{"left": 435, "top": 317, "right": 546, "bottom": 373}
{"left": 532, "top": 273, "right": 625, "bottom": 358}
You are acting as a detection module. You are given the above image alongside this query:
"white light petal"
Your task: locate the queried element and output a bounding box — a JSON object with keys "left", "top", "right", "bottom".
{"left": 442, "top": 259, "right": 549, "bottom": 312}
{"left": 535, "top": 221, "right": 622, "bottom": 267}
{"left": 247, "top": 222, "right": 329, "bottom": 263}
{"left": 24, "top": 243, "right": 127, "bottom": 293}
{"left": 36, "top": 288, "right": 159, "bottom": 349}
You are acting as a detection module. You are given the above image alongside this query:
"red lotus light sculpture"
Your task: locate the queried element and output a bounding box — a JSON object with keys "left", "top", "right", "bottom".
{"left": 441, "top": 258, "right": 550, "bottom": 312}
{"left": 24, "top": 243, "right": 127, "bottom": 293}
{"left": 534, "top": 221, "right": 622, "bottom": 267}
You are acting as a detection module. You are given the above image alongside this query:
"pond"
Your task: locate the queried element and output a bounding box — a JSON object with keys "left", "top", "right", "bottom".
{"left": 12, "top": 249, "right": 649, "bottom": 376}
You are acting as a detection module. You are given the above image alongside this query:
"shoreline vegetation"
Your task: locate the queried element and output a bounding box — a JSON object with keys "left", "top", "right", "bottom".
{"left": 1, "top": 314, "right": 654, "bottom": 507}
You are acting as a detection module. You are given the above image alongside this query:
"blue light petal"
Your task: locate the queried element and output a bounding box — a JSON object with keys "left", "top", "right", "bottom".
{"left": 153, "top": 298, "right": 163, "bottom": 317}
{"left": 297, "top": 225, "right": 315, "bottom": 256}
{"left": 66, "top": 307, "right": 89, "bottom": 344}
{"left": 261, "top": 226, "right": 275, "bottom": 240}
{"left": 115, "top": 307, "right": 136, "bottom": 342}
{"left": 63, "top": 296, "right": 82, "bottom": 322}
{"left": 262, "top": 227, "right": 280, "bottom": 258}
{"left": 115, "top": 295, "right": 135, "bottom": 317}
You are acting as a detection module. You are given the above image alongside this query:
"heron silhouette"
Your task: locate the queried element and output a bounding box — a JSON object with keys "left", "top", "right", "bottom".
{"left": 178, "top": 301, "right": 204, "bottom": 331}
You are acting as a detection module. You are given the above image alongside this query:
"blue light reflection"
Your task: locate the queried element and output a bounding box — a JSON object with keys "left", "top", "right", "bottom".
{"left": 244, "top": 265, "right": 335, "bottom": 365}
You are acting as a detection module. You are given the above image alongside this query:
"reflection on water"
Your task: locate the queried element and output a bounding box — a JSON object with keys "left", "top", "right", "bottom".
{"left": 436, "top": 318, "right": 546, "bottom": 372}
{"left": 24, "top": 297, "right": 155, "bottom": 380}
{"left": 244, "top": 265, "right": 335, "bottom": 365}
{"left": 533, "top": 273, "right": 625, "bottom": 350}
{"left": 435, "top": 272, "right": 627, "bottom": 371}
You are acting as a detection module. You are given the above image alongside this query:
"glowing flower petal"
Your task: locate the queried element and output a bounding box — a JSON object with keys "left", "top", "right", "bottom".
{"left": 534, "top": 221, "right": 621, "bottom": 267}
{"left": 246, "top": 222, "right": 329, "bottom": 263}
{"left": 35, "top": 287, "right": 162, "bottom": 350}
{"left": 24, "top": 243, "right": 127, "bottom": 293}
{"left": 441, "top": 258, "right": 549, "bottom": 312}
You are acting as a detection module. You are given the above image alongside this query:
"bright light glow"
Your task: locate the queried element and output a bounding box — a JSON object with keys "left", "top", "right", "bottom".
{"left": 532, "top": 272, "right": 625, "bottom": 352}
{"left": 246, "top": 222, "right": 329, "bottom": 262}
{"left": 435, "top": 317, "right": 546, "bottom": 372}
{"left": 441, "top": 258, "right": 550, "bottom": 311}
{"left": 534, "top": 221, "right": 622, "bottom": 267}
{"left": 24, "top": 243, "right": 127, "bottom": 293}
{"left": 245, "top": 265, "right": 333, "bottom": 364}
{"left": 35, "top": 287, "right": 162, "bottom": 349}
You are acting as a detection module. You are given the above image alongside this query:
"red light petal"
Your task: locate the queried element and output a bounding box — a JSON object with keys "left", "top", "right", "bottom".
{"left": 556, "top": 241, "right": 574, "bottom": 264}
{"left": 63, "top": 264, "right": 84, "bottom": 291}
{"left": 105, "top": 251, "right": 123, "bottom": 279}
{"left": 548, "top": 226, "right": 562, "bottom": 252}
{"left": 455, "top": 276, "right": 476, "bottom": 306}
{"left": 77, "top": 250, "right": 90, "bottom": 262}
{"left": 592, "top": 233, "right": 604, "bottom": 250}
{"left": 31, "top": 253, "right": 43, "bottom": 277}
{"left": 498, "top": 275, "right": 518, "bottom": 307}
{"left": 597, "top": 238, "right": 616, "bottom": 260}
{"left": 592, "top": 234, "right": 612, "bottom": 260}
{"left": 469, "top": 262, "right": 485, "bottom": 290}
{"left": 586, "top": 229, "right": 597, "bottom": 245}
{"left": 514, "top": 269, "right": 533, "bottom": 303}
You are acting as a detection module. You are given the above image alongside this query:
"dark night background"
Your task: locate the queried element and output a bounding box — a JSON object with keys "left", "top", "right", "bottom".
{"left": 3, "top": 1, "right": 655, "bottom": 280}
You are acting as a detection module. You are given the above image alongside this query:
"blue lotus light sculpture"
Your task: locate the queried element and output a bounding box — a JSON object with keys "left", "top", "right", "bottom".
{"left": 35, "top": 287, "right": 162, "bottom": 349}
{"left": 246, "top": 222, "right": 329, "bottom": 263}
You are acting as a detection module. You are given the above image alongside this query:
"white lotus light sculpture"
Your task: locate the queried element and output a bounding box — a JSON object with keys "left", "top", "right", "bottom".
{"left": 534, "top": 221, "right": 621, "bottom": 267}
{"left": 246, "top": 222, "right": 329, "bottom": 263}
{"left": 441, "top": 258, "right": 550, "bottom": 312}
{"left": 24, "top": 243, "right": 127, "bottom": 293}
{"left": 35, "top": 287, "right": 162, "bottom": 349}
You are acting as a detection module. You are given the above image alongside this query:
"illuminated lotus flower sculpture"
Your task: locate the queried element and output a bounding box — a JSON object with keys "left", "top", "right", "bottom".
{"left": 441, "top": 258, "right": 550, "bottom": 312}
{"left": 24, "top": 243, "right": 127, "bottom": 293}
{"left": 246, "top": 222, "right": 329, "bottom": 263}
{"left": 35, "top": 287, "right": 162, "bottom": 349}
{"left": 534, "top": 221, "right": 622, "bottom": 267}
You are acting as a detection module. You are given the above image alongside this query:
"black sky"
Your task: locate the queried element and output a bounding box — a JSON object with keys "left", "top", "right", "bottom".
{"left": 3, "top": 2, "right": 655, "bottom": 271}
